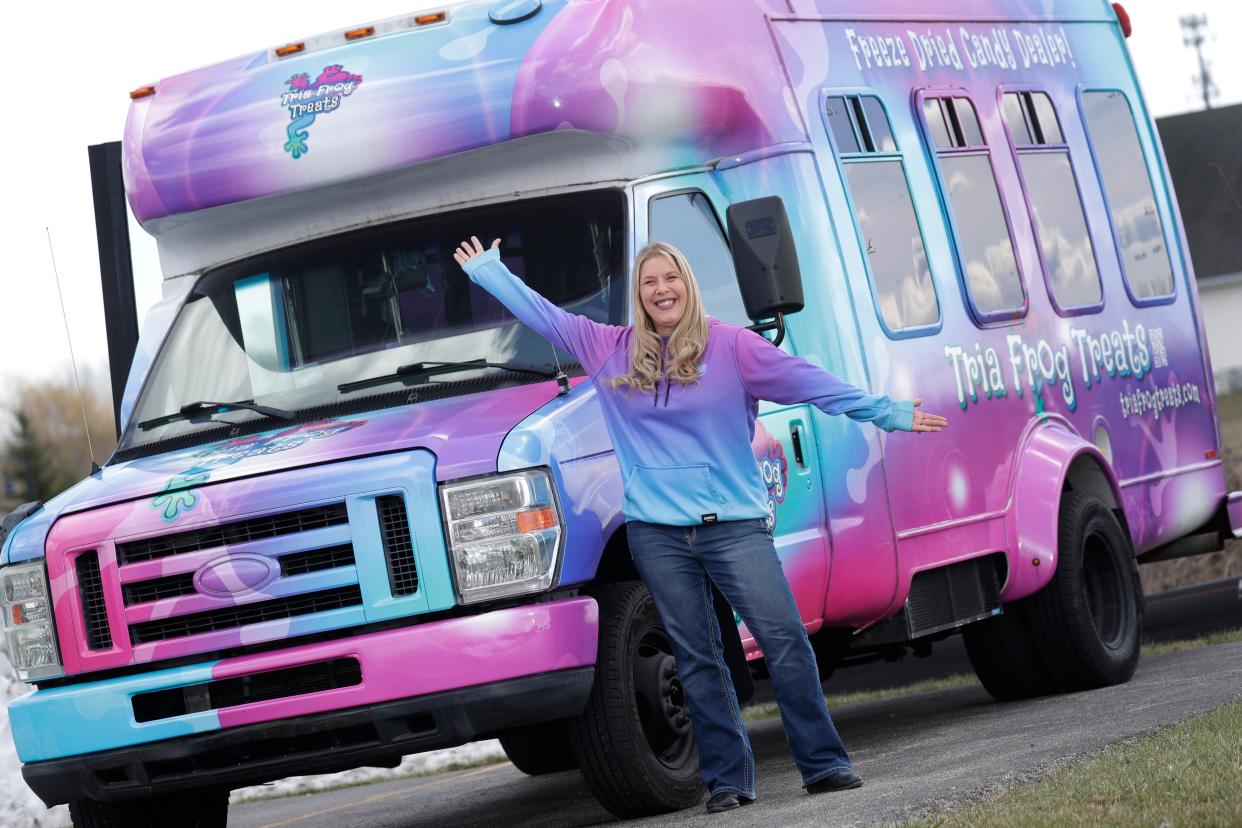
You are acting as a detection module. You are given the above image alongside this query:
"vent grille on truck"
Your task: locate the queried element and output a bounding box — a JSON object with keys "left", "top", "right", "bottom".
{"left": 129, "top": 586, "right": 363, "bottom": 645}
{"left": 906, "top": 554, "right": 1004, "bottom": 638}
{"left": 132, "top": 657, "right": 363, "bottom": 722}
{"left": 76, "top": 552, "right": 113, "bottom": 650}
{"left": 377, "top": 495, "right": 419, "bottom": 596}
{"left": 116, "top": 503, "right": 349, "bottom": 565}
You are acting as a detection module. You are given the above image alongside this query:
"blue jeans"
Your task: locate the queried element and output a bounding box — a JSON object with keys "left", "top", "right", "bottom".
{"left": 625, "top": 519, "right": 853, "bottom": 799}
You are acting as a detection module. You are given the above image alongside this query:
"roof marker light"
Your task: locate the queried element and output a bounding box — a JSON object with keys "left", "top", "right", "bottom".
{"left": 275, "top": 42, "right": 306, "bottom": 58}
{"left": 1112, "top": 3, "right": 1132, "bottom": 38}
{"left": 415, "top": 12, "right": 447, "bottom": 26}
{"left": 345, "top": 26, "right": 375, "bottom": 41}
{"left": 129, "top": 85, "right": 157, "bottom": 100}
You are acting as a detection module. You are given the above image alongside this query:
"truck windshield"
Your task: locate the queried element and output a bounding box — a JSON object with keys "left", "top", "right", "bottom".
{"left": 120, "top": 190, "right": 626, "bottom": 455}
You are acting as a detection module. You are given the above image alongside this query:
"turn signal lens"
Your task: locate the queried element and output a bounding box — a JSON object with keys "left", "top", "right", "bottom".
{"left": 517, "top": 507, "right": 557, "bottom": 534}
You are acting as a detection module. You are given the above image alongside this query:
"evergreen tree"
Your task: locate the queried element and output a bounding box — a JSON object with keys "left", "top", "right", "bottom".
{"left": 5, "top": 409, "right": 63, "bottom": 501}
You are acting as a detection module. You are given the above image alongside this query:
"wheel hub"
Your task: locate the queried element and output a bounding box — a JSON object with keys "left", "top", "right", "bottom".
{"left": 634, "top": 635, "right": 694, "bottom": 766}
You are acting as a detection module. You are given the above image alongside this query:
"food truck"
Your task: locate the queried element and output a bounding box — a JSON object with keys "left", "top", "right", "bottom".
{"left": 3, "top": 0, "right": 1239, "bottom": 823}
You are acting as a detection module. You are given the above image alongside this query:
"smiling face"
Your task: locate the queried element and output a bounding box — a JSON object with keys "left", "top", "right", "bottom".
{"left": 639, "top": 253, "right": 688, "bottom": 336}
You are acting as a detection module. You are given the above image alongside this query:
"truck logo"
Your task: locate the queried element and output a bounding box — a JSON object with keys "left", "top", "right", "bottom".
{"left": 194, "top": 554, "right": 278, "bottom": 597}
{"left": 280, "top": 64, "right": 364, "bottom": 159}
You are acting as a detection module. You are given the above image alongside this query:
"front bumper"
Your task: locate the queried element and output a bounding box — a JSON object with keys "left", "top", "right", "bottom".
{"left": 23, "top": 666, "right": 594, "bottom": 806}
{"left": 12, "top": 596, "right": 598, "bottom": 765}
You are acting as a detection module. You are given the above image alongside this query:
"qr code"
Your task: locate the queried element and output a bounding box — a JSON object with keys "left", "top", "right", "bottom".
{"left": 1149, "top": 327, "right": 1168, "bottom": 369}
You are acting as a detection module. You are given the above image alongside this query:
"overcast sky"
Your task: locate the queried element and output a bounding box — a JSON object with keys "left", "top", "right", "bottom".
{"left": 1, "top": 1, "right": 1238, "bottom": 401}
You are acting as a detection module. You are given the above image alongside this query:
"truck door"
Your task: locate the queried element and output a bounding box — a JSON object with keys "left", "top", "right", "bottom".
{"left": 633, "top": 175, "right": 831, "bottom": 632}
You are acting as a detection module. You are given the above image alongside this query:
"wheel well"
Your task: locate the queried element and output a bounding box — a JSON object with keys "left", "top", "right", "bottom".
{"left": 1063, "top": 454, "right": 1131, "bottom": 543}
{"left": 592, "top": 527, "right": 640, "bottom": 584}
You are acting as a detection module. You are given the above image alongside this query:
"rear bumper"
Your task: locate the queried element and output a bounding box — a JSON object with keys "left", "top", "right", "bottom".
{"left": 1228, "top": 492, "right": 1242, "bottom": 538}
{"left": 22, "top": 666, "right": 594, "bottom": 807}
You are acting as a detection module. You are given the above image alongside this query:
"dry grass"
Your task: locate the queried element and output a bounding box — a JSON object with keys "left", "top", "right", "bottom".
{"left": 1139, "top": 390, "right": 1242, "bottom": 593}
{"left": 899, "top": 696, "right": 1242, "bottom": 828}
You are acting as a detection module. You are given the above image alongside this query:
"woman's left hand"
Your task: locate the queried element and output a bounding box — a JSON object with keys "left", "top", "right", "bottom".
{"left": 911, "top": 399, "right": 948, "bottom": 432}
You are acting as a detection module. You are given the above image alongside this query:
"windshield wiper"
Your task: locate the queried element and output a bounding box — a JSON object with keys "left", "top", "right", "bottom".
{"left": 138, "top": 400, "right": 296, "bottom": 432}
{"left": 339, "top": 359, "right": 567, "bottom": 395}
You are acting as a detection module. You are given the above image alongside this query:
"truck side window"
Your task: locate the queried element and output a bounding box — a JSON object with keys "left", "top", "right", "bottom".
{"left": 922, "top": 94, "right": 1026, "bottom": 322}
{"left": 827, "top": 94, "right": 939, "bottom": 334}
{"left": 649, "top": 191, "right": 750, "bottom": 326}
{"left": 1001, "top": 91, "right": 1102, "bottom": 312}
{"left": 1080, "top": 90, "right": 1175, "bottom": 301}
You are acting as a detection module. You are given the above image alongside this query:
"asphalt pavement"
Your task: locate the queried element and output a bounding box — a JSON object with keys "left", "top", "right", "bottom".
{"left": 227, "top": 584, "right": 1242, "bottom": 828}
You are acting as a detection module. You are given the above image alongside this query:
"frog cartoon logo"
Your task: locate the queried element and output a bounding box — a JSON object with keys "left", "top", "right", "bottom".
{"left": 151, "top": 419, "right": 366, "bottom": 522}
{"left": 751, "top": 423, "right": 788, "bottom": 530}
{"left": 281, "top": 65, "right": 364, "bottom": 159}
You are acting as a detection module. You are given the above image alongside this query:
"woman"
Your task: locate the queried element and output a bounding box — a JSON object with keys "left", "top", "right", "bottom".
{"left": 454, "top": 236, "right": 946, "bottom": 813}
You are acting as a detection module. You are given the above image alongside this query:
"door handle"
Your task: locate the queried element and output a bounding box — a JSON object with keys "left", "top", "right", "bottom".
{"left": 790, "top": 422, "right": 807, "bottom": 471}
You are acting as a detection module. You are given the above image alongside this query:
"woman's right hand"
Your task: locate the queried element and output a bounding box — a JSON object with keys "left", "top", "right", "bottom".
{"left": 453, "top": 236, "right": 501, "bottom": 268}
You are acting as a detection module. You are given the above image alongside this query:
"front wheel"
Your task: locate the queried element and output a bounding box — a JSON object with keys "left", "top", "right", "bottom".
{"left": 568, "top": 582, "right": 703, "bottom": 818}
{"left": 69, "top": 790, "right": 228, "bottom": 828}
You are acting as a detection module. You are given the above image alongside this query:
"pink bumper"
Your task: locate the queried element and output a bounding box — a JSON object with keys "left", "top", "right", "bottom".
{"left": 1229, "top": 492, "right": 1242, "bottom": 539}
{"left": 211, "top": 597, "right": 599, "bottom": 729}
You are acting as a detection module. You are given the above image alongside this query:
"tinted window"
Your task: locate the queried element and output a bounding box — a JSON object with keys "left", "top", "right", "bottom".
{"left": 649, "top": 192, "right": 750, "bottom": 325}
{"left": 941, "top": 155, "right": 1024, "bottom": 314}
{"left": 844, "top": 162, "right": 939, "bottom": 330}
{"left": 1020, "top": 153, "right": 1102, "bottom": 308}
{"left": 826, "top": 96, "right": 860, "bottom": 153}
{"left": 1081, "top": 91, "right": 1174, "bottom": 299}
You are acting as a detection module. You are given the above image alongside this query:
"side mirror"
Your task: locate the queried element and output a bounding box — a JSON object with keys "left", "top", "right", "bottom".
{"left": 725, "top": 196, "right": 805, "bottom": 346}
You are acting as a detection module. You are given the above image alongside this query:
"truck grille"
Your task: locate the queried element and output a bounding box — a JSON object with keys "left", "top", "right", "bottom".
{"left": 116, "top": 504, "right": 349, "bottom": 565}
{"left": 76, "top": 552, "right": 113, "bottom": 651}
{"left": 129, "top": 586, "right": 363, "bottom": 645}
{"left": 378, "top": 495, "right": 419, "bottom": 596}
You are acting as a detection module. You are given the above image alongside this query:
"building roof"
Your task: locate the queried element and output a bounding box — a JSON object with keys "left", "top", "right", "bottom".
{"left": 1157, "top": 103, "right": 1242, "bottom": 281}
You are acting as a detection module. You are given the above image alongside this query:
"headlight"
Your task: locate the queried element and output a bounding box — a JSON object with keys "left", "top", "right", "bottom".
{"left": 1, "top": 561, "right": 63, "bottom": 681}
{"left": 440, "top": 469, "right": 563, "bottom": 604}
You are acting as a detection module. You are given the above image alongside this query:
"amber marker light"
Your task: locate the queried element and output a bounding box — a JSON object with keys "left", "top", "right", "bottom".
{"left": 275, "top": 42, "right": 306, "bottom": 58}
{"left": 345, "top": 26, "right": 375, "bottom": 40}
{"left": 415, "top": 11, "right": 447, "bottom": 25}
{"left": 129, "top": 85, "right": 156, "bottom": 100}
{"left": 517, "top": 507, "right": 558, "bottom": 534}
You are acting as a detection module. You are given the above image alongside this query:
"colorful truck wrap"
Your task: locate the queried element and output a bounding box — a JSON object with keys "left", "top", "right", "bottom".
{"left": 3, "top": 0, "right": 1241, "bottom": 823}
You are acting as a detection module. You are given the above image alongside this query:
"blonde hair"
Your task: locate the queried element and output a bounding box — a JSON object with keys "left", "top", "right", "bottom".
{"left": 611, "top": 242, "right": 709, "bottom": 394}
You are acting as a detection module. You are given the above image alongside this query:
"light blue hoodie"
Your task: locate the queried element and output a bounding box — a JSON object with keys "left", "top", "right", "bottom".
{"left": 462, "top": 248, "right": 914, "bottom": 526}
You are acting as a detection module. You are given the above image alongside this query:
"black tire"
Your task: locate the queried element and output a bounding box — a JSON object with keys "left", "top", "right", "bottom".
{"left": 69, "top": 790, "right": 228, "bottom": 828}
{"left": 963, "top": 599, "right": 1057, "bottom": 701}
{"left": 499, "top": 719, "right": 578, "bottom": 776}
{"left": 567, "top": 582, "right": 703, "bottom": 818}
{"left": 1026, "top": 491, "right": 1143, "bottom": 691}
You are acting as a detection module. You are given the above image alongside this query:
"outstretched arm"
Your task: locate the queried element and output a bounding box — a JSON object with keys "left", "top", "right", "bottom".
{"left": 734, "top": 329, "right": 947, "bottom": 432}
{"left": 454, "top": 237, "right": 625, "bottom": 375}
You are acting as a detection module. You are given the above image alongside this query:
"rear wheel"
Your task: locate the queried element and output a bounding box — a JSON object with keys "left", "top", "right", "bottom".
{"left": 1027, "top": 491, "right": 1143, "bottom": 691}
{"left": 498, "top": 719, "right": 578, "bottom": 776}
{"left": 568, "top": 582, "right": 702, "bottom": 818}
{"left": 69, "top": 790, "right": 227, "bottom": 828}
{"left": 966, "top": 490, "right": 1142, "bottom": 701}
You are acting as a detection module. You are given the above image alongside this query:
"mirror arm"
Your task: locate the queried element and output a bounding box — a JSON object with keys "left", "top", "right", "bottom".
{"left": 746, "top": 311, "right": 786, "bottom": 348}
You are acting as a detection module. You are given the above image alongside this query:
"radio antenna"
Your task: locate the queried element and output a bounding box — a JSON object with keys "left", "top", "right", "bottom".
{"left": 45, "top": 227, "right": 101, "bottom": 474}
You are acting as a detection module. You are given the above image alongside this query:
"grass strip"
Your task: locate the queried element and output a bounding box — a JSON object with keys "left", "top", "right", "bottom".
{"left": 900, "top": 697, "right": 1242, "bottom": 828}
{"left": 1143, "top": 626, "right": 1242, "bottom": 657}
{"left": 742, "top": 673, "right": 979, "bottom": 722}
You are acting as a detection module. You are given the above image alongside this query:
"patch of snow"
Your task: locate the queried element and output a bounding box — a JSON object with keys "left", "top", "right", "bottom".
{"left": 0, "top": 651, "right": 71, "bottom": 827}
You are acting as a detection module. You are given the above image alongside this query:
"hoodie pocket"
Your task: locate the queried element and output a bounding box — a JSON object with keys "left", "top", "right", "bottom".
{"left": 623, "top": 464, "right": 727, "bottom": 525}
